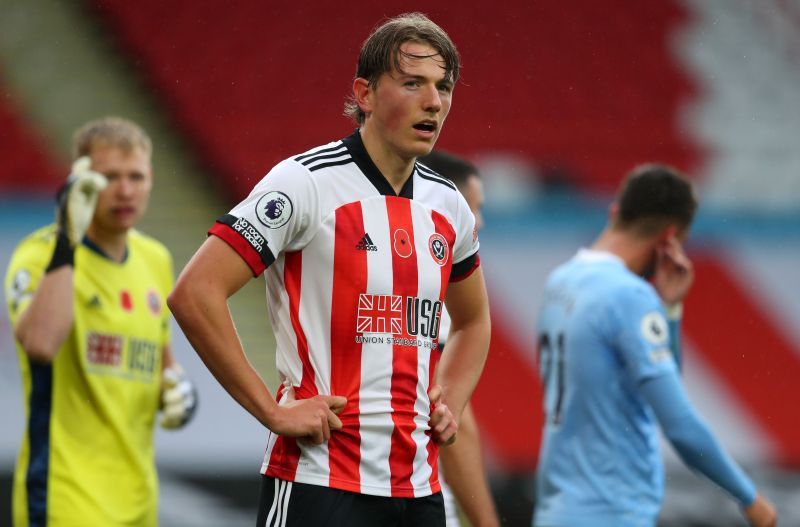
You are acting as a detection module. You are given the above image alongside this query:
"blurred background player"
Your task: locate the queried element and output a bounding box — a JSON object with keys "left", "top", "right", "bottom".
{"left": 4, "top": 117, "right": 196, "bottom": 527}
{"left": 533, "top": 165, "right": 777, "bottom": 527}
{"left": 168, "top": 13, "right": 490, "bottom": 527}
{"left": 419, "top": 150, "right": 499, "bottom": 527}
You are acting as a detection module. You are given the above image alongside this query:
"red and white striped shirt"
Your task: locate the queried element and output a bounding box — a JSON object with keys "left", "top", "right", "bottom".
{"left": 209, "top": 131, "right": 480, "bottom": 498}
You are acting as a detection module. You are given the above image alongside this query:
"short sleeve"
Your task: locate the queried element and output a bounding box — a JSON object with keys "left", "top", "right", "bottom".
{"left": 449, "top": 191, "right": 480, "bottom": 282}
{"left": 208, "top": 159, "right": 319, "bottom": 276}
{"left": 609, "top": 283, "right": 678, "bottom": 383}
{"left": 4, "top": 229, "right": 54, "bottom": 326}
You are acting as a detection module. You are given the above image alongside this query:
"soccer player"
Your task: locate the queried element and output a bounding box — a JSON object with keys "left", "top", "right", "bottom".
{"left": 533, "top": 165, "right": 777, "bottom": 527}
{"left": 168, "top": 13, "right": 491, "bottom": 527}
{"left": 5, "top": 117, "right": 196, "bottom": 527}
{"left": 419, "top": 150, "right": 499, "bottom": 527}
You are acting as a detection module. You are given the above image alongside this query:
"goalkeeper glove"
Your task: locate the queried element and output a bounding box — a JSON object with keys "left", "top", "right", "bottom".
{"left": 57, "top": 156, "right": 108, "bottom": 247}
{"left": 47, "top": 157, "right": 108, "bottom": 272}
{"left": 159, "top": 364, "right": 198, "bottom": 429}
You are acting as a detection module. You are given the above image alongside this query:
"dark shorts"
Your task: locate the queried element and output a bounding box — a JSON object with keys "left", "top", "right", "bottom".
{"left": 257, "top": 476, "right": 445, "bottom": 527}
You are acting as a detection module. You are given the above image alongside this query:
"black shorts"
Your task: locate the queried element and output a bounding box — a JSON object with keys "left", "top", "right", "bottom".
{"left": 257, "top": 476, "right": 445, "bottom": 527}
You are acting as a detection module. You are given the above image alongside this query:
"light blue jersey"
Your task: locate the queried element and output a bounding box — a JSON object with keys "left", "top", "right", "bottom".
{"left": 533, "top": 249, "right": 756, "bottom": 527}
{"left": 534, "top": 249, "right": 679, "bottom": 527}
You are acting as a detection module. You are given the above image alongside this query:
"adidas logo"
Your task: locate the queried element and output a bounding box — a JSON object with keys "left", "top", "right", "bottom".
{"left": 355, "top": 233, "right": 378, "bottom": 251}
{"left": 87, "top": 295, "right": 102, "bottom": 309}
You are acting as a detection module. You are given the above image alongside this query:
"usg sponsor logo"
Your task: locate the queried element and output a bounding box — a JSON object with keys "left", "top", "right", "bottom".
{"left": 356, "top": 293, "right": 442, "bottom": 341}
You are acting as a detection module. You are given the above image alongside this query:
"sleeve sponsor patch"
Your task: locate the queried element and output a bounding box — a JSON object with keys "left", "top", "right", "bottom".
{"left": 256, "top": 191, "right": 293, "bottom": 229}
{"left": 8, "top": 268, "right": 33, "bottom": 312}
{"left": 641, "top": 311, "right": 669, "bottom": 346}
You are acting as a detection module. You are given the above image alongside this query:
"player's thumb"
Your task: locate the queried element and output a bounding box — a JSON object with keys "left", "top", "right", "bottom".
{"left": 322, "top": 395, "right": 348, "bottom": 414}
{"left": 428, "top": 384, "right": 443, "bottom": 405}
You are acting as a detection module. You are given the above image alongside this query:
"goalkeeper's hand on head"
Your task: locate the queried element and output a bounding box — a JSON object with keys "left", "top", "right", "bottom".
{"left": 159, "top": 364, "right": 198, "bottom": 430}
{"left": 57, "top": 156, "right": 108, "bottom": 247}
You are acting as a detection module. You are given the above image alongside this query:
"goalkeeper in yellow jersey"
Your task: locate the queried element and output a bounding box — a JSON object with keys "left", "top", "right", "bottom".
{"left": 4, "top": 117, "right": 196, "bottom": 527}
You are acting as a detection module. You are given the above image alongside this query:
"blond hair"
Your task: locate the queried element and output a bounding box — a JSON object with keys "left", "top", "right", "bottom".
{"left": 72, "top": 116, "right": 152, "bottom": 159}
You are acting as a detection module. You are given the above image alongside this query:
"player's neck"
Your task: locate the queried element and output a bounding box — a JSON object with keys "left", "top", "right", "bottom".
{"left": 85, "top": 224, "right": 129, "bottom": 263}
{"left": 592, "top": 228, "right": 654, "bottom": 275}
{"left": 359, "top": 127, "right": 415, "bottom": 194}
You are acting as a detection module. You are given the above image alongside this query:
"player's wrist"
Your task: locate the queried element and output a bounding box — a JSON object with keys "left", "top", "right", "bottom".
{"left": 45, "top": 229, "right": 75, "bottom": 273}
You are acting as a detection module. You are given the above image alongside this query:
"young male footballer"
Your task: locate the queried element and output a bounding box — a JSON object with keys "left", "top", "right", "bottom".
{"left": 533, "top": 165, "right": 777, "bottom": 527}
{"left": 169, "top": 13, "right": 490, "bottom": 527}
{"left": 5, "top": 117, "right": 196, "bottom": 527}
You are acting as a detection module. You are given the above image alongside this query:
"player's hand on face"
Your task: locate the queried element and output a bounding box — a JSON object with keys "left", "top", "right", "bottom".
{"left": 743, "top": 494, "right": 777, "bottom": 527}
{"left": 271, "top": 394, "right": 347, "bottom": 445}
{"left": 428, "top": 384, "right": 458, "bottom": 446}
{"left": 57, "top": 156, "right": 108, "bottom": 247}
{"left": 653, "top": 236, "right": 694, "bottom": 306}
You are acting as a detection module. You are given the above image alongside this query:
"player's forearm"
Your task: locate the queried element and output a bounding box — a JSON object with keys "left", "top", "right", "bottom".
{"left": 14, "top": 266, "right": 74, "bottom": 362}
{"left": 642, "top": 374, "right": 757, "bottom": 506}
{"left": 440, "top": 404, "right": 499, "bottom": 527}
{"left": 168, "top": 285, "right": 277, "bottom": 428}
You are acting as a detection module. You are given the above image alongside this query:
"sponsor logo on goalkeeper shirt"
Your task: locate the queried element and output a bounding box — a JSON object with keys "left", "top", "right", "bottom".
{"left": 87, "top": 332, "right": 123, "bottom": 366}
{"left": 355, "top": 293, "right": 442, "bottom": 348}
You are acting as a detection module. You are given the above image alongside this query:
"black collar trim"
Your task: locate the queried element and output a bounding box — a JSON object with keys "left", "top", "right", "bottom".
{"left": 342, "top": 130, "right": 414, "bottom": 198}
{"left": 82, "top": 236, "right": 128, "bottom": 263}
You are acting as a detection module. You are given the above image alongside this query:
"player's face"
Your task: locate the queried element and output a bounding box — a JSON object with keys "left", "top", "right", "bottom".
{"left": 462, "top": 175, "right": 485, "bottom": 230}
{"left": 89, "top": 145, "right": 153, "bottom": 235}
{"left": 366, "top": 42, "right": 454, "bottom": 160}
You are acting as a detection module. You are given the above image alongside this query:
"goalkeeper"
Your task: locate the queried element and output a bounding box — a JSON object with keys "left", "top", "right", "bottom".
{"left": 4, "top": 116, "right": 196, "bottom": 527}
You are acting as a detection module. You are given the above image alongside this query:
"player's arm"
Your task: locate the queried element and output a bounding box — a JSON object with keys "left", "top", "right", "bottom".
{"left": 14, "top": 158, "right": 107, "bottom": 363}
{"left": 641, "top": 373, "right": 777, "bottom": 527}
{"left": 13, "top": 265, "right": 74, "bottom": 363}
{"left": 439, "top": 403, "right": 500, "bottom": 527}
{"left": 435, "top": 267, "right": 491, "bottom": 442}
{"left": 167, "top": 235, "right": 345, "bottom": 444}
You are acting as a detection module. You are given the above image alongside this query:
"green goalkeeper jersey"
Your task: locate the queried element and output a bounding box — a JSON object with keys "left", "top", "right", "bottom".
{"left": 5, "top": 225, "right": 173, "bottom": 527}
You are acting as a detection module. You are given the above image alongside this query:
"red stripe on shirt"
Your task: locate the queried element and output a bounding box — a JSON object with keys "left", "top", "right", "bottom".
{"left": 208, "top": 222, "right": 267, "bottom": 276}
{"left": 264, "top": 251, "right": 317, "bottom": 481}
{"left": 386, "top": 197, "right": 420, "bottom": 495}
{"left": 264, "top": 387, "right": 301, "bottom": 480}
{"left": 285, "top": 251, "right": 318, "bottom": 400}
{"left": 328, "top": 201, "right": 365, "bottom": 492}
{"left": 427, "top": 210, "right": 457, "bottom": 491}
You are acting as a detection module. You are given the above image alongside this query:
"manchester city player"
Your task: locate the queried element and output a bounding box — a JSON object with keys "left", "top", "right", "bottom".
{"left": 533, "top": 165, "right": 776, "bottom": 527}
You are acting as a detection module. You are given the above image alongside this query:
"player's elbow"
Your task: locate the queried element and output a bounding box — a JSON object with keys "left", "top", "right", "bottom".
{"left": 15, "top": 324, "right": 58, "bottom": 364}
{"left": 167, "top": 281, "right": 194, "bottom": 323}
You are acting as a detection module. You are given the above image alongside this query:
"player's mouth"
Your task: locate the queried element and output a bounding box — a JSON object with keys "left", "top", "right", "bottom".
{"left": 112, "top": 206, "right": 137, "bottom": 219}
{"left": 412, "top": 120, "right": 438, "bottom": 138}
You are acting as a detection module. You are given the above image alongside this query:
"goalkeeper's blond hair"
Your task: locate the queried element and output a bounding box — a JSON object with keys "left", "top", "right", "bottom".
{"left": 72, "top": 116, "right": 152, "bottom": 159}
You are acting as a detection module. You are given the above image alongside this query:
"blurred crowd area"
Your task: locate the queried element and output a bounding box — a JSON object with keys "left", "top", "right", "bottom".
{"left": 1, "top": 1, "right": 799, "bottom": 525}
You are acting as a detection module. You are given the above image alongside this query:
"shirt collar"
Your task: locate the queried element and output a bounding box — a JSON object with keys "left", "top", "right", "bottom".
{"left": 342, "top": 130, "right": 414, "bottom": 198}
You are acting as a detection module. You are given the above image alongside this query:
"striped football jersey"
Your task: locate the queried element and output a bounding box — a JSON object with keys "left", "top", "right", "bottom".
{"left": 209, "top": 130, "right": 480, "bottom": 498}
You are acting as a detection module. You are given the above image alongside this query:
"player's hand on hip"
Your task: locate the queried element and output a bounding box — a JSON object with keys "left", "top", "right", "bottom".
{"left": 428, "top": 384, "right": 458, "bottom": 446}
{"left": 57, "top": 156, "right": 108, "bottom": 247}
{"left": 273, "top": 395, "right": 347, "bottom": 445}
{"left": 159, "top": 364, "right": 198, "bottom": 429}
{"left": 743, "top": 494, "right": 777, "bottom": 527}
{"left": 653, "top": 236, "right": 694, "bottom": 306}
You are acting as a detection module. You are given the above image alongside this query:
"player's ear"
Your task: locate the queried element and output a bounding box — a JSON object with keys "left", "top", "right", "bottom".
{"left": 608, "top": 202, "right": 620, "bottom": 223}
{"left": 658, "top": 224, "right": 678, "bottom": 243}
{"left": 353, "top": 78, "right": 373, "bottom": 116}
